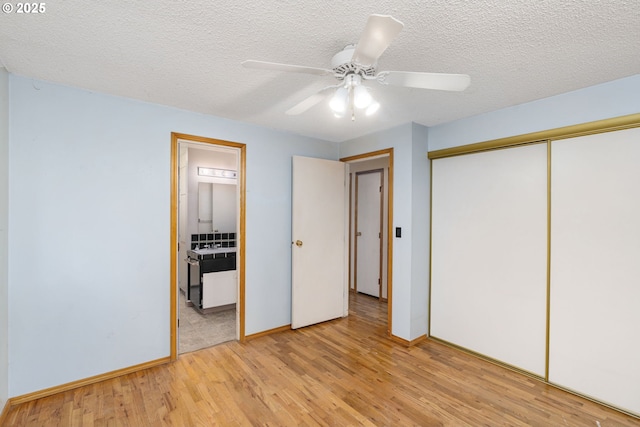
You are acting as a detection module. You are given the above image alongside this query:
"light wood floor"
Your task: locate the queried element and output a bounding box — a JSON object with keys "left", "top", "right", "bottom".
{"left": 4, "top": 292, "right": 640, "bottom": 426}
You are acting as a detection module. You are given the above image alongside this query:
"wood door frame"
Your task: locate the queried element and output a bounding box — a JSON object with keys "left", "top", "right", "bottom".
{"left": 170, "top": 132, "right": 247, "bottom": 360}
{"left": 340, "top": 148, "right": 393, "bottom": 336}
{"left": 354, "top": 169, "right": 384, "bottom": 299}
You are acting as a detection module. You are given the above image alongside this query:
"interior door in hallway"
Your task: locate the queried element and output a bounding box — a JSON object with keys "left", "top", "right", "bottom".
{"left": 355, "top": 170, "right": 383, "bottom": 297}
{"left": 291, "top": 155, "right": 347, "bottom": 329}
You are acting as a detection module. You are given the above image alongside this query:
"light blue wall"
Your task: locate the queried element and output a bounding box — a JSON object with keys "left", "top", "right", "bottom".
{"left": 340, "top": 123, "right": 430, "bottom": 341}
{"left": 429, "top": 74, "right": 640, "bottom": 151}
{"left": 410, "top": 123, "right": 430, "bottom": 339}
{"left": 7, "top": 75, "right": 338, "bottom": 397}
{"left": 0, "top": 68, "right": 9, "bottom": 412}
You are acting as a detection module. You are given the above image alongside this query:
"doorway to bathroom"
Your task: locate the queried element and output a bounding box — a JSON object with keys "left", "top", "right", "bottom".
{"left": 170, "top": 133, "right": 246, "bottom": 359}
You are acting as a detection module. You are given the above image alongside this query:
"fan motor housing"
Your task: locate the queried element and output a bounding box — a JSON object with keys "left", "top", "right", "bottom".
{"left": 331, "top": 45, "right": 377, "bottom": 79}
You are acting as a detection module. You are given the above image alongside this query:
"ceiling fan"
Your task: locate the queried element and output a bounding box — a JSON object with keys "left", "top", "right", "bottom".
{"left": 242, "top": 14, "right": 471, "bottom": 120}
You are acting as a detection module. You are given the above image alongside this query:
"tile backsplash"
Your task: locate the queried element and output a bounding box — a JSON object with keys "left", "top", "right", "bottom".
{"left": 191, "top": 232, "right": 236, "bottom": 249}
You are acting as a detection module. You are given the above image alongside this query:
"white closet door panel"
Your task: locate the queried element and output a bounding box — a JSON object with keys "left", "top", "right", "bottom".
{"left": 550, "top": 127, "right": 640, "bottom": 415}
{"left": 431, "top": 143, "right": 548, "bottom": 376}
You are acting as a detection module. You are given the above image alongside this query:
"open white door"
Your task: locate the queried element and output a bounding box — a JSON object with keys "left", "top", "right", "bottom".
{"left": 292, "top": 156, "right": 348, "bottom": 329}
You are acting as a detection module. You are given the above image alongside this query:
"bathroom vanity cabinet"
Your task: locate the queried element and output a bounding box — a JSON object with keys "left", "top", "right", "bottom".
{"left": 186, "top": 247, "right": 237, "bottom": 311}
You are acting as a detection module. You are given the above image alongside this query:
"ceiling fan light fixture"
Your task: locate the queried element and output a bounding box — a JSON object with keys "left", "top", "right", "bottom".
{"left": 353, "top": 85, "right": 373, "bottom": 109}
{"left": 329, "top": 86, "right": 349, "bottom": 113}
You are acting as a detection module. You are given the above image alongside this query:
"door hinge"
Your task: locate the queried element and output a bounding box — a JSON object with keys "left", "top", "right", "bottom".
{"left": 379, "top": 186, "right": 382, "bottom": 192}
{"left": 177, "top": 319, "right": 179, "bottom": 328}
{"left": 378, "top": 232, "right": 381, "bottom": 238}
{"left": 378, "top": 278, "right": 381, "bottom": 285}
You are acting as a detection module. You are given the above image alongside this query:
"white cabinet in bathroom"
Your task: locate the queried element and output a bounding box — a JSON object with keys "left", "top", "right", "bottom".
{"left": 202, "top": 270, "right": 237, "bottom": 309}
{"left": 186, "top": 247, "right": 237, "bottom": 311}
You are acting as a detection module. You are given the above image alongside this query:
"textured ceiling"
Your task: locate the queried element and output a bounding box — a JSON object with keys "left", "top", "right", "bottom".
{"left": 1, "top": 0, "right": 638, "bottom": 142}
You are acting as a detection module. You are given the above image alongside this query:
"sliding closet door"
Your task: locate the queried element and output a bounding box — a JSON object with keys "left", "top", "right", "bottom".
{"left": 431, "top": 143, "right": 548, "bottom": 376}
{"left": 549, "top": 127, "right": 640, "bottom": 415}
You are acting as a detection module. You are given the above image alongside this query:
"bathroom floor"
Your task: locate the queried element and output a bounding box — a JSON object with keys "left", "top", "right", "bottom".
{"left": 178, "top": 290, "right": 236, "bottom": 354}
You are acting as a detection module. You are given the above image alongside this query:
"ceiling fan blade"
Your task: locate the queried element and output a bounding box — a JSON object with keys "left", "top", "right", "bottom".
{"left": 351, "top": 14, "right": 404, "bottom": 67}
{"left": 380, "top": 71, "right": 471, "bottom": 91}
{"left": 242, "top": 60, "right": 334, "bottom": 76}
{"left": 285, "top": 86, "right": 337, "bottom": 115}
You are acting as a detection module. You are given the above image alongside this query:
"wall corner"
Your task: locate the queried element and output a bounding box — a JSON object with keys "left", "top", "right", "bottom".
{"left": 0, "top": 67, "right": 10, "bottom": 410}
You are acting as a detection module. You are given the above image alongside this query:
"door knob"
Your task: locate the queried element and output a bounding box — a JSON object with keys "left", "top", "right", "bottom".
{"left": 356, "top": 232, "right": 362, "bottom": 236}
{"left": 295, "top": 240, "right": 303, "bottom": 247}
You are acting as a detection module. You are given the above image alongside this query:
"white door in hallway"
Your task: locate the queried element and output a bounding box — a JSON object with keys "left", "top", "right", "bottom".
{"left": 291, "top": 156, "right": 347, "bottom": 329}
{"left": 355, "top": 170, "right": 382, "bottom": 297}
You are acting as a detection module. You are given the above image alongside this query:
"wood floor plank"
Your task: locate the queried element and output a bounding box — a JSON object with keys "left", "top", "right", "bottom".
{"left": 4, "top": 292, "right": 640, "bottom": 426}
